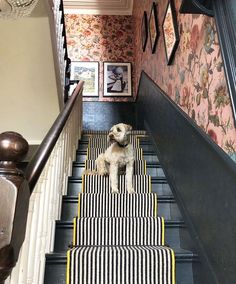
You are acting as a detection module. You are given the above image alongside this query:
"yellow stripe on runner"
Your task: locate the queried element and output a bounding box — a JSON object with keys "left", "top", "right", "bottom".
{"left": 73, "top": 217, "right": 77, "bottom": 246}
{"left": 78, "top": 193, "right": 81, "bottom": 218}
{"left": 66, "top": 250, "right": 71, "bottom": 284}
{"left": 171, "top": 249, "right": 176, "bottom": 284}
{"left": 149, "top": 176, "right": 152, "bottom": 193}
{"left": 154, "top": 194, "right": 158, "bottom": 217}
{"left": 86, "top": 148, "right": 88, "bottom": 160}
{"left": 82, "top": 174, "right": 84, "bottom": 193}
{"left": 161, "top": 217, "right": 165, "bottom": 246}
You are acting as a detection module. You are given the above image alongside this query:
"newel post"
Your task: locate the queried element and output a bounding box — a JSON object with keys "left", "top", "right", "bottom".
{"left": 0, "top": 132, "right": 30, "bottom": 283}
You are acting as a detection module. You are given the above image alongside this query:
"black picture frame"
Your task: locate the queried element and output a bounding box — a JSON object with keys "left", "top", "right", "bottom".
{"left": 70, "top": 61, "right": 99, "bottom": 97}
{"left": 149, "top": 2, "right": 159, "bottom": 54}
{"left": 212, "top": 0, "right": 236, "bottom": 125}
{"left": 103, "top": 62, "right": 132, "bottom": 97}
{"left": 141, "top": 11, "right": 148, "bottom": 52}
{"left": 162, "top": 0, "right": 180, "bottom": 65}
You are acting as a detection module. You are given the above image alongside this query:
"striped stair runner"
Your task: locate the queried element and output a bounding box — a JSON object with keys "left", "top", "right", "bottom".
{"left": 82, "top": 175, "right": 151, "bottom": 193}
{"left": 88, "top": 136, "right": 140, "bottom": 148}
{"left": 73, "top": 216, "right": 165, "bottom": 246}
{"left": 67, "top": 131, "right": 175, "bottom": 284}
{"left": 85, "top": 160, "right": 147, "bottom": 175}
{"left": 83, "top": 130, "right": 147, "bottom": 136}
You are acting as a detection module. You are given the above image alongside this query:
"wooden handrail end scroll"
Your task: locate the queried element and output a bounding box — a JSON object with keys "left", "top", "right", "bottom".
{"left": 0, "top": 132, "right": 30, "bottom": 283}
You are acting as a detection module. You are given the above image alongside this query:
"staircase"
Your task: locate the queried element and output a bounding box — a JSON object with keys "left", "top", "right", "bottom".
{"left": 44, "top": 130, "right": 199, "bottom": 284}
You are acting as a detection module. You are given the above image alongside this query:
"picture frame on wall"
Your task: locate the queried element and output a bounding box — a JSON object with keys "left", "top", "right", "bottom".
{"left": 149, "top": 2, "right": 159, "bottom": 54}
{"left": 162, "top": 0, "right": 180, "bottom": 65}
{"left": 103, "top": 62, "right": 132, "bottom": 97}
{"left": 70, "top": 61, "right": 99, "bottom": 97}
{"left": 141, "top": 11, "right": 148, "bottom": 52}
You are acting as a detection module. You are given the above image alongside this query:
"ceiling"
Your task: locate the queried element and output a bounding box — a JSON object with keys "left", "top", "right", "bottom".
{"left": 64, "top": 0, "right": 133, "bottom": 15}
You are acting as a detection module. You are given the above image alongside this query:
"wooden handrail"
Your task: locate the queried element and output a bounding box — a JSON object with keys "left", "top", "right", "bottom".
{"left": 25, "top": 81, "right": 83, "bottom": 192}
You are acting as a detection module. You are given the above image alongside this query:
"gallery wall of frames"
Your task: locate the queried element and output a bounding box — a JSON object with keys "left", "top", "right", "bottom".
{"left": 65, "top": 14, "right": 135, "bottom": 102}
{"left": 133, "top": 0, "right": 236, "bottom": 159}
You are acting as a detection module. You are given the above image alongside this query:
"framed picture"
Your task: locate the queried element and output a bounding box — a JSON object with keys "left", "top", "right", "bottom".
{"left": 141, "top": 11, "right": 148, "bottom": 52}
{"left": 149, "top": 2, "right": 159, "bottom": 54}
{"left": 70, "top": 61, "right": 99, "bottom": 97}
{"left": 103, "top": 62, "right": 132, "bottom": 97}
{"left": 162, "top": 0, "right": 180, "bottom": 65}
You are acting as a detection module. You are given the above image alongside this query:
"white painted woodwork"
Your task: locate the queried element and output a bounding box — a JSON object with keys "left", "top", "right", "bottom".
{"left": 64, "top": 0, "right": 133, "bottom": 15}
{"left": 8, "top": 89, "right": 83, "bottom": 284}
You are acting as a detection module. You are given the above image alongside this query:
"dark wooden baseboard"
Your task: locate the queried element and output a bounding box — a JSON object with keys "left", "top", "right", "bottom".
{"left": 83, "top": 101, "right": 137, "bottom": 131}
{"left": 136, "top": 71, "right": 236, "bottom": 284}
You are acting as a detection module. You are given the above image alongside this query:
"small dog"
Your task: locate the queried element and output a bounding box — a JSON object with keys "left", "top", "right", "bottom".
{"left": 96, "top": 123, "right": 135, "bottom": 194}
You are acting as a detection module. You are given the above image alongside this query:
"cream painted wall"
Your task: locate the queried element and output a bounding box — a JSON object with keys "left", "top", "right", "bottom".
{"left": 0, "top": 16, "right": 59, "bottom": 144}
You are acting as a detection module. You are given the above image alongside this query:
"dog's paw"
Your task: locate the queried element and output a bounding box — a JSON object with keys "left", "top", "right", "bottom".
{"left": 127, "top": 187, "right": 135, "bottom": 194}
{"left": 111, "top": 188, "right": 119, "bottom": 194}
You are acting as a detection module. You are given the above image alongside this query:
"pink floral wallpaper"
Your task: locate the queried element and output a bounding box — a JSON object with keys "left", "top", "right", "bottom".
{"left": 133, "top": 0, "right": 236, "bottom": 157}
{"left": 65, "top": 14, "right": 134, "bottom": 102}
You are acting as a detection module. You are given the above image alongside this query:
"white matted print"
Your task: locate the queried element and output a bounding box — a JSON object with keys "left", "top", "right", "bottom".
{"left": 103, "top": 62, "right": 132, "bottom": 97}
{"left": 71, "top": 61, "right": 99, "bottom": 97}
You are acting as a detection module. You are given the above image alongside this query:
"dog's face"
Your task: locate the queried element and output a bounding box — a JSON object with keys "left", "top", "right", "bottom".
{"left": 108, "top": 123, "right": 132, "bottom": 144}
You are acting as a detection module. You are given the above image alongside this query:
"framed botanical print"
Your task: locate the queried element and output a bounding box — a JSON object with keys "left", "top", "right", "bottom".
{"left": 162, "top": 0, "right": 180, "bottom": 65}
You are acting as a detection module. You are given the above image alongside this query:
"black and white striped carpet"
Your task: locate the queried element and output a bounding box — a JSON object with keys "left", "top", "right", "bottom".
{"left": 67, "top": 131, "right": 175, "bottom": 283}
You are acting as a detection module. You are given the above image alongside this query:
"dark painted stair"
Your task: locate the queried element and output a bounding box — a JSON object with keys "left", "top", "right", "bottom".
{"left": 44, "top": 135, "right": 201, "bottom": 284}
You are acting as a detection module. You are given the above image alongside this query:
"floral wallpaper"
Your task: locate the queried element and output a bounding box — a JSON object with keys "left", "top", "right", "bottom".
{"left": 65, "top": 14, "right": 134, "bottom": 102}
{"left": 133, "top": 0, "right": 236, "bottom": 158}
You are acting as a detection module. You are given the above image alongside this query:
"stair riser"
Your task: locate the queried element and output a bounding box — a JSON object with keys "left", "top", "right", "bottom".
{"left": 68, "top": 181, "right": 172, "bottom": 196}
{"left": 54, "top": 225, "right": 193, "bottom": 252}
{"left": 76, "top": 153, "right": 158, "bottom": 163}
{"left": 78, "top": 137, "right": 152, "bottom": 144}
{"left": 61, "top": 200, "right": 182, "bottom": 221}
{"left": 44, "top": 259, "right": 196, "bottom": 284}
{"left": 72, "top": 165, "right": 165, "bottom": 178}
{"left": 78, "top": 143, "right": 154, "bottom": 152}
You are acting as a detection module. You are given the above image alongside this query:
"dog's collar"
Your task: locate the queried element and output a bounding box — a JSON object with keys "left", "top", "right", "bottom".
{"left": 117, "top": 142, "right": 129, "bottom": 148}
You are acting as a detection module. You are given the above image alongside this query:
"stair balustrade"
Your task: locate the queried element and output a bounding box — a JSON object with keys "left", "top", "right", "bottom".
{"left": 0, "top": 81, "right": 83, "bottom": 284}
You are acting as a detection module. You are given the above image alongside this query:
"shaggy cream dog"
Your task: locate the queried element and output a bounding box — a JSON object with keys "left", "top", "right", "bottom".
{"left": 96, "top": 123, "right": 135, "bottom": 194}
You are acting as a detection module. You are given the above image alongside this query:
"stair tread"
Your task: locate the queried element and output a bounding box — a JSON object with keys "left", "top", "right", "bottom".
{"left": 76, "top": 149, "right": 155, "bottom": 153}
{"left": 69, "top": 176, "right": 167, "bottom": 182}
{"left": 63, "top": 194, "right": 175, "bottom": 201}
{"left": 73, "top": 161, "right": 162, "bottom": 167}
{"left": 46, "top": 247, "right": 198, "bottom": 261}
{"left": 56, "top": 219, "right": 185, "bottom": 227}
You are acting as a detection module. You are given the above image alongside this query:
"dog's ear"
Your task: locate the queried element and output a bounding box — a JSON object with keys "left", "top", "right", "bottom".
{"left": 126, "top": 124, "right": 133, "bottom": 132}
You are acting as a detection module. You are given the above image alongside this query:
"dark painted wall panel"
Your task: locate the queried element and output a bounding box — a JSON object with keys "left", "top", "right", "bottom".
{"left": 137, "top": 72, "right": 236, "bottom": 284}
{"left": 83, "top": 102, "right": 136, "bottom": 131}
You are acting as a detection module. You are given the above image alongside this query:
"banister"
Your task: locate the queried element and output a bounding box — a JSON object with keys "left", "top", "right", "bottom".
{"left": 25, "top": 81, "right": 84, "bottom": 192}
{"left": 0, "top": 80, "right": 83, "bottom": 283}
{"left": 0, "top": 132, "right": 30, "bottom": 283}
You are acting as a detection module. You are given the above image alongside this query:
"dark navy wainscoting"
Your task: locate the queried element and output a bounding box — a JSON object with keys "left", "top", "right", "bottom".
{"left": 136, "top": 72, "right": 236, "bottom": 284}
{"left": 83, "top": 102, "right": 136, "bottom": 131}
